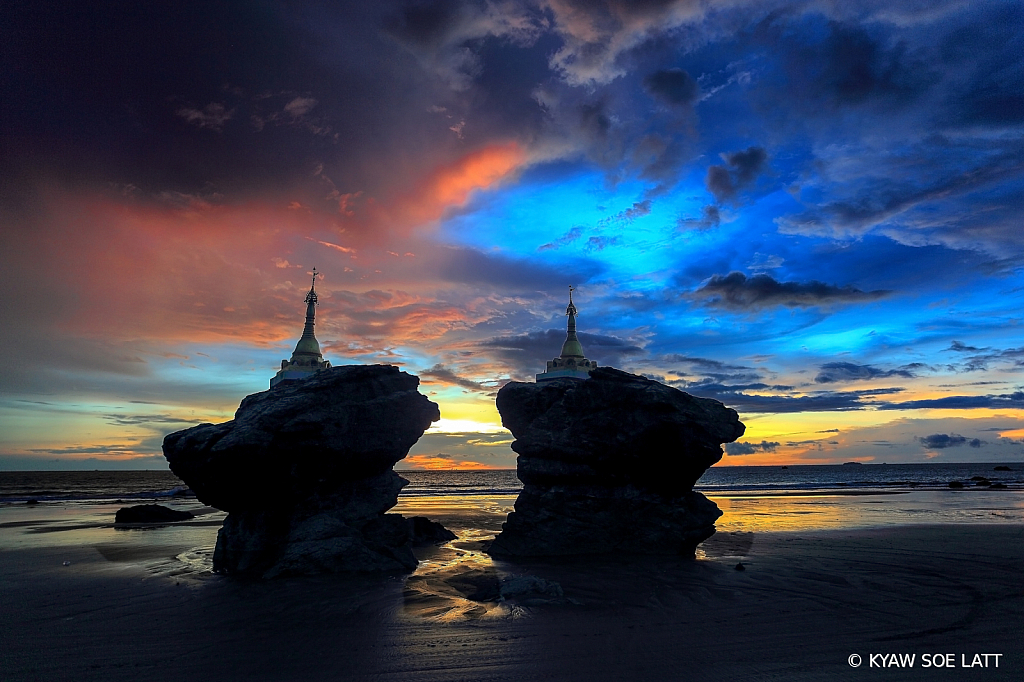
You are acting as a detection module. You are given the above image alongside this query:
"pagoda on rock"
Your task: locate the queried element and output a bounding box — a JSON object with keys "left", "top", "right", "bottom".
{"left": 270, "top": 268, "right": 332, "bottom": 388}
{"left": 536, "top": 286, "right": 597, "bottom": 382}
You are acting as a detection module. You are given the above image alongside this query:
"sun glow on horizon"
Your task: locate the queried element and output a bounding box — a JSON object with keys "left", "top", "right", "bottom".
{"left": 426, "top": 418, "right": 508, "bottom": 434}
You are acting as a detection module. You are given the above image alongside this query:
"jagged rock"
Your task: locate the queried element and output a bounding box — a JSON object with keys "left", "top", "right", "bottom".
{"left": 163, "top": 365, "right": 445, "bottom": 577}
{"left": 489, "top": 367, "right": 744, "bottom": 558}
{"left": 164, "top": 365, "right": 439, "bottom": 512}
{"left": 408, "top": 516, "right": 458, "bottom": 546}
{"left": 115, "top": 504, "right": 194, "bottom": 524}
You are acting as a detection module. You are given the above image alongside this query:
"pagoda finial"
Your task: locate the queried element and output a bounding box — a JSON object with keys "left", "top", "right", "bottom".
{"left": 306, "top": 267, "right": 319, "bottom": 305}
{"left": 566, "top": 285, "right": 577, "bottom": 317}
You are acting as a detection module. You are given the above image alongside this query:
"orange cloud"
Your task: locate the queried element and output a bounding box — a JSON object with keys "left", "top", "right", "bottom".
{"left": 428, "top": 142, "right": 525, "bottom": 207}
{"left": 403, "top": 454, "right": 496, "bottom": 470}
{"left": 355, "top": 142, "right": 527, "bottom": 230}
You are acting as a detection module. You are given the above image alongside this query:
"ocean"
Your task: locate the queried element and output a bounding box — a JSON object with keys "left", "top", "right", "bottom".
{"left": 1, "top": 463, "right": 1022, "bottom": 595}
{"left": 1, "top": 462, "right": 1021, "bottom": 506}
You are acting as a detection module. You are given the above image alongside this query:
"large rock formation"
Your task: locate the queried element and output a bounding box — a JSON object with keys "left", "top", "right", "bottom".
{"left": 163, "top": 365, "right": 441, "bottom": 578}
{"left": 489, "top": 367, "right": 744, "bottom": 557}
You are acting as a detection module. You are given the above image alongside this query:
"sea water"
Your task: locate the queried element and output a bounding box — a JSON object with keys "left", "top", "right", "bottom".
{"left": 1, "top": 462, "right": 1022, "bottom": 506}
{"left": 1, "top": 464, "right": 1022, "bottom": 543}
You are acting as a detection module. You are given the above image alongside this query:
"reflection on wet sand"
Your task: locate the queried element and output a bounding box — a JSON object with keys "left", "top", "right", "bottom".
{"left": 396, "top": 495, "right": 520, "bottom": 621}
{"left": 710, "top": 489, "right": 1024, "bottom": 533}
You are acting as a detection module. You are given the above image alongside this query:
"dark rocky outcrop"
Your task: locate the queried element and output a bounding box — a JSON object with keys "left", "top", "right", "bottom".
{"left": 163, "top": 365, "right": 444, "bottom": 578}
{"left": 115, "top": 504, "right": 194, "bottom": 524}
{"left": 408, "top": 516, "right": 458, "bottom": 546}
{"left": 489, "top": 367, "right": 744, "bottom": 558}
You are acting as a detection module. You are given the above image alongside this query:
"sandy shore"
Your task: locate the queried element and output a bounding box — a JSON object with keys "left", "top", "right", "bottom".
{"left": 1, "top": 516, "right": 1021, "bottom": 681}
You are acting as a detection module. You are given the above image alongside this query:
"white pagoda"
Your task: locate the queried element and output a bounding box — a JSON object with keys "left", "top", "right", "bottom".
{"left": 270, "top": 268, "right": 332, "bottom": 388}
{"left": 536, "top": 286, "right": 597, "bottom": 382}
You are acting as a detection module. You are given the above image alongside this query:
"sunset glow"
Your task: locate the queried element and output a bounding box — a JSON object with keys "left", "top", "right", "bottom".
{"left": 3, "top": 1, "right": 1024, "bottom": 471}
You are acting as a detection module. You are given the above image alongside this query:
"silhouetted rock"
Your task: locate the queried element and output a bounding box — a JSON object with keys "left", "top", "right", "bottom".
{"left": 948, "top": 480, "right": 965, "bottom": 489}
{"left": 489, "top": 367, "right": 744, "bottom": 558}
{"left": 115, "top": 504, "right": 194, "bottom": 524}
{"left": 163, "top": 365, "right": 443, "bottom": 577}
{"left": 993, "top": 465, "right": 1012, "bottom": 471}
{"left": 408, "top": 516, "right": 458, "bottom": 546}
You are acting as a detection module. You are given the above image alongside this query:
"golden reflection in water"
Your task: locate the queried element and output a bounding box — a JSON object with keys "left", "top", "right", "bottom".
{"left": 709, "top": 490, "right": 1024, "bottom": 533}
{"left": 394, "top": 494, "right": 519, "bottom": 621}
{"left": 709, "top": 495, "right": 867, "bottom": 533}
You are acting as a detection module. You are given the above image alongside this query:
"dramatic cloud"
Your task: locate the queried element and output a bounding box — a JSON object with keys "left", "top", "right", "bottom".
{"left": 725, "top": 440, "right": 780, "bottom": 455}
{"left": 481, "top": 329, "right": 643, "bottom": 378}
{"left": 420, "top": 364, "right": 489, "bottom": 392}
{"left": 705, "top": 147, "right": 767, "bottom": 203}
{"left": 644, "top": 68, "right": 699, "bottom": 106}
{"left": 880, "top": 392, "right": 1024, "bottom": 411}
{"left": 691, "top": 272, "right": 890, "bottom": 310}
{"left": 545, "top": 0, "right": 710, "bottom": 86}
{"left": 5, "top": 1, "right": 1024, "bottom": 468}
{"left": 918, "top": 433, "right": 984, "bottom": 449}
{"left": 815, "top": 362, "right": 921, "bottom": 383}
{"left": 688, "top": 387, "right": 904, "bottom": 414}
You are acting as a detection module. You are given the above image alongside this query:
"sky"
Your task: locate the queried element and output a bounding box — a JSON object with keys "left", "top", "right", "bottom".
{"left": 2, "top": 0, "right": 1023, "bottom": 470}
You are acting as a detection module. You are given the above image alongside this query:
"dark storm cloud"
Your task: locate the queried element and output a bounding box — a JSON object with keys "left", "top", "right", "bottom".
{"left": 661, "top": 354, "right": 764, "bottom": 385}
{"left": 757, "top": 15, "right": 940, "bottom": 112}
{"left": 578, "top": 101, "right": 613, "bottom": 140}
{"left": 385, "top": 0, "right": 465, "bottom": 49}
{"left": 880, "top": 391, "right": 1024, "bottom": 411}
{"left": 382, "top": 0, "right": 543, "bottom": 91}
{"left": 812, "top": 22, "right": 938, "bottom": 107}
{"left": 938, "top": 3, "right": 1024, "bottom": 126}
{"left": 481, "top": 329, "right": 643, "bottom": 377}
{"left": 918, "top": 434, "right": 985, "bottom": 449}
{"left": 942, "top": 344, "right": 1024, "bottom": 373}
{"left": 691, "top": 272, "right": 890, "bottom": 310}
{"left": 684, "top": 385, "right": 904, "bottom": 414}
{"left": 704, "top": 146, "right": 767, "bottom": 202}
{"left": 777, "top": 148, "right": 1024, "bottom": 241}
{"left": 420, "top": 364, "right": 488, "bottom": 391}
{"left": 705, "top": 166, "right": 735, "bottom": 202}
{"left": 814, "top": 361, "right": 920, "bottom": 384}
{"left": 0, "top": 0, "right": 551, "bottom": 216}
{"left": 643, "top": 68, "right": 699, "bottom": 106}
{"left": 723, "top": 147, "right": 768, "bottom": 185}
{"left": 724, "top": 440, "right": 780, "bottom": 455}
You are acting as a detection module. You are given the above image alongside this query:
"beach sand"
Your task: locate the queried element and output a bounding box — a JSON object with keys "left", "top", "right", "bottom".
{"left": 1, "top": 494, "right": 1022, "bottom": 681}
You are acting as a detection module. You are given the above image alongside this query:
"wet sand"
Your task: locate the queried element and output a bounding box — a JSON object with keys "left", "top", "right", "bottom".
{"left": 1, "top": 498, "right": 1022, "bottom": 681}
